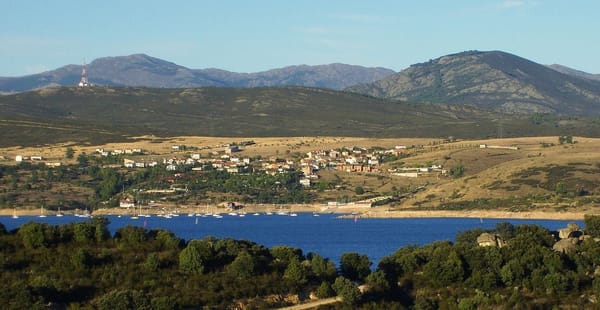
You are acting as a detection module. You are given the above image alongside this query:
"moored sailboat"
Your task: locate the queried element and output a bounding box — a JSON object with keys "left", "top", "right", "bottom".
{"left": 39, "top": 206, "right": 47, "bottom": 218}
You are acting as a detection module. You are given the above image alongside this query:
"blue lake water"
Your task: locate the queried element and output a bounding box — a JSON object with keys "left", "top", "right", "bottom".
{"left": 0, "top": 214, "right": 581, "bottom": 265}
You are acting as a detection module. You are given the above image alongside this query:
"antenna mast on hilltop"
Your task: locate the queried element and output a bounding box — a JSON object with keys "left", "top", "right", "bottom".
{"left": 78, "top": 59, "right": 90, "bottom": 87}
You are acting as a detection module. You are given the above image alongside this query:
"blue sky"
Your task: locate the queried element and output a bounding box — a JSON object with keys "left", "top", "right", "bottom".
{"left": 1, "top": 0, "right": 599, "bottom": 76}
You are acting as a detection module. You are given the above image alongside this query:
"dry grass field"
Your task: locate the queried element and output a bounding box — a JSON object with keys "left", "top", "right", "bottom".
{"left": 2, "top": 135, "right": 600, "bottom": 219}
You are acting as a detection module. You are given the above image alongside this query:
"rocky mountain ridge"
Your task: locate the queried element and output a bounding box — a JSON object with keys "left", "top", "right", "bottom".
{"left": 346, "top": 51, "right": 600, "bottom": 114}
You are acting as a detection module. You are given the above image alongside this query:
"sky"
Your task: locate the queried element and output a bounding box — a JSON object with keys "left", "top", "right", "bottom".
{"left": 1, "top": 0, "right": 599, "bottom": 77}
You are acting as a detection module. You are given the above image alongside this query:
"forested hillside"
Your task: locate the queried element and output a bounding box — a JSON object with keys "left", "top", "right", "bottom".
{"left": 2, "top": 216, "right": 600, "bottom": 308}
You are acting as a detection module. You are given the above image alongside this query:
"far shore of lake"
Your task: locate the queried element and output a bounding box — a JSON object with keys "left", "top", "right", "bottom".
{"left": 0, "top": 203, "right": 592, "bottom": 221}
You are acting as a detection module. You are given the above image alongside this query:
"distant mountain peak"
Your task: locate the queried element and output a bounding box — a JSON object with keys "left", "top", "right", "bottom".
{"left": 346, "top": 50, "right": 600, "bottom": 114}
{"left": 0, "top": 55, "right": 395, "bottom": 92}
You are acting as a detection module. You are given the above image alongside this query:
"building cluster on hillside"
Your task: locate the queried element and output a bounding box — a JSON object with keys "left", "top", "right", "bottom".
{"left": 14, "top": 155, "right": 62, "bottom": 167}
{"left": 388, "top": 164, "right": 446, "bottom": 178}
{"left": 96, "top": 148, "right": 143, "bottom": 156}
{"left": 117, "top": 145, "right": 418, "bottom": 188}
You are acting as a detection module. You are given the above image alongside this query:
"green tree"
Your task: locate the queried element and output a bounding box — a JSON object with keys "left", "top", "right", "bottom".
{"left": 94, "top": 289, "right": 151, "bottom": 310}
{"left": 179, "top": 243, "right": 204, "bottom": 274}
{"left": 555, "top": 182, "right": 568, "bottom": 196}
{"left": 316, "top": 281, "right": 335, "bottom": 298}
{"left": 271, "top": 245, "right": 303, "bottom": 264}
{"left": 18, "top": 222, "right": 47, "bottom": 249}
{"left": 450, "top": 164, "right": 465, "bottom": 178}
{"left": 65, "top": 147, "right": 75, "bottom": 159}
{"left": 71, "top": 248, "right": 91, "bottom": 271}
{"left": 340, "top": 253, "right": 372, "bottom": 282}
{"left": 584, "top": 215, "right": 600, "bottom": 237}
{"left": 309, "top": 253, "right": 337, "bottom": 281}
{"left": 92, "top": 217, "right": 111, "bottom": 242}
{"left": 355, "top": 186, "right": 365, "bottom": 195}
{"left": 144, "top": 253, "right": 160, "bottom": 272}
{"left": 155, "top": 229, "right": 183, "bottom": 250}
{"left": 365, "top": 270, "right": 390, "bottom": 292}
{"left": 77, "top": 153, "right": 89, "bottom": 167}
{"left": 115, "top": 225, "right": 146, "bottom": 245}
{"left": 284, "top": 258, "right": 308, "bottom": 287}
{"left": 227, "top": 250, "right": 256, "bottom": 279}
{"left": 333, "top": 276, "right": 362, "bottom": 305}
{"left": 559, "top": 135, "right": 573, "bottom": 144}
{"left": 73, "top": 222, "right": 94, "bottom": 243}
{"left": 423, "top": 249, "right": 465, "bottom": 287}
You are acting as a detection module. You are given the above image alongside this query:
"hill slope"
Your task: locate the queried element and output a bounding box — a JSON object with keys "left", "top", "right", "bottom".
{"left": 0, "top": 54, "right": 394, "bottom": 92}
{"left": 2, "top": 86, "right": 600, "bottom": 146}
{"left": 347, "top": 51, "right": 600, "bottom": 114}
{"left": 548, "top": 64, "right": 600, "bottom": 82}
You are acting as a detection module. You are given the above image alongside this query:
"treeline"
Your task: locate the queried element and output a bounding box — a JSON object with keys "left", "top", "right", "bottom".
{"left": 3, "top": 217, "right": 600, "bottom": 309}
{"left": 0, "top": 160, "right": 314, "bottom": 212}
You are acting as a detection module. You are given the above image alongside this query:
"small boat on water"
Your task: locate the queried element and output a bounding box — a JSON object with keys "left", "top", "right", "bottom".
{"left": 12, "top": 208, "right": 19, "bottom": 219}
{"left": 39, "top": 206, "right": 47, "bottom": 218}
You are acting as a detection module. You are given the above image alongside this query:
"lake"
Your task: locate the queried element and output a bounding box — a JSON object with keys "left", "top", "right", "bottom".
{"left": 0, "top": 213, "right": 581, "bottom": 265}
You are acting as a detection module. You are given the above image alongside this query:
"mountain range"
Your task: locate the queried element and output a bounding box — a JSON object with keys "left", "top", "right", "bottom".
{"left": 346, "top": 51, "right": 600, "bottom": 114}
{"left": 3, "top": 50, "right": 600, "bottom": 147}
{"left": 0, "top": 54, "right": 395, "bottom": 93}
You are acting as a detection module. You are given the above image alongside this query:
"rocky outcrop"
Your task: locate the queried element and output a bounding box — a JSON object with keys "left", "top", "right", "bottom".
{"left": 477, "top": 233, "right": 505, "bottom": 247}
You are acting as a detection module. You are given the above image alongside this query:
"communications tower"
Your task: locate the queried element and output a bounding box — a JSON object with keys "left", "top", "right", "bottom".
{"left": 78, "top": 60, "right": 90, "bottom": 87}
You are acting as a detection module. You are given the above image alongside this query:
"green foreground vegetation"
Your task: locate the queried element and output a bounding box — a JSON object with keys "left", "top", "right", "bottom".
{"left": 3, "top": 216, "right": 600, "bottom": 309}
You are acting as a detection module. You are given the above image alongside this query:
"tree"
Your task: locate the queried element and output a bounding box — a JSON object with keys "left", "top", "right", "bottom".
{"left": 355, "top": 186, "right": 365, "bottom": 195}
{"left": 555, "top": 182, "right": 568, "bottom": 196}
{"left": 450, "top": 164, "right": 465, "bottom": 178}
{"left": 316, "top": 281, "right": 335, "bottom": 298}
{"left": 227, "top": 250, "right": 256, "bottom": 279}
{"left": 92, "top": 217, "right": 111, "bottom": 242}
{"left": 144, "top": 253, "right": 160, "bottom": 272}
{"left": 77, "top": 153, "right": 89, "bottom": 167}
{"left": 340, "top": 253, "right": 372, "bottom": 282}
{"left": 18, "top": 222, "right": 47, "bottom": 249}
{"left": 115, "top": 226, "right": 146, "bottom": 245}
{"left": 559, "top": 135, "right": 573, "bottom": 144}
{"left": 584, "top": 215, "right": 600, "bottom": 237}
{"left": 365, "top": 270, "right": 390, "bottom": 293}
{"left": 333, "top": 276, "right": 362, "bottom": 305}
{"left": 271, "top": 245, "right": 303, "bottom": 264}
{"left": 179, "top": 243, "right": 204, "bottom": 274}
{"left": 155, "top": 230, "right": 183, "bottom": 250}
{"left": 94, "top": 289, "right": 151, "bottom": 310}
{"left": 65, "top": 147, "right": 75, "bottom": 159}
{"left": 71, "top": 248, "right": 91, "bottom": 271}
{"left": 284, "top": 258, "right": 308, "bottom": 288}
{"left": 309, "top": 253, "right": 337, "bottom": 281}
{"left": 73, "top": 222, "right": 94, "bottom": 243}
